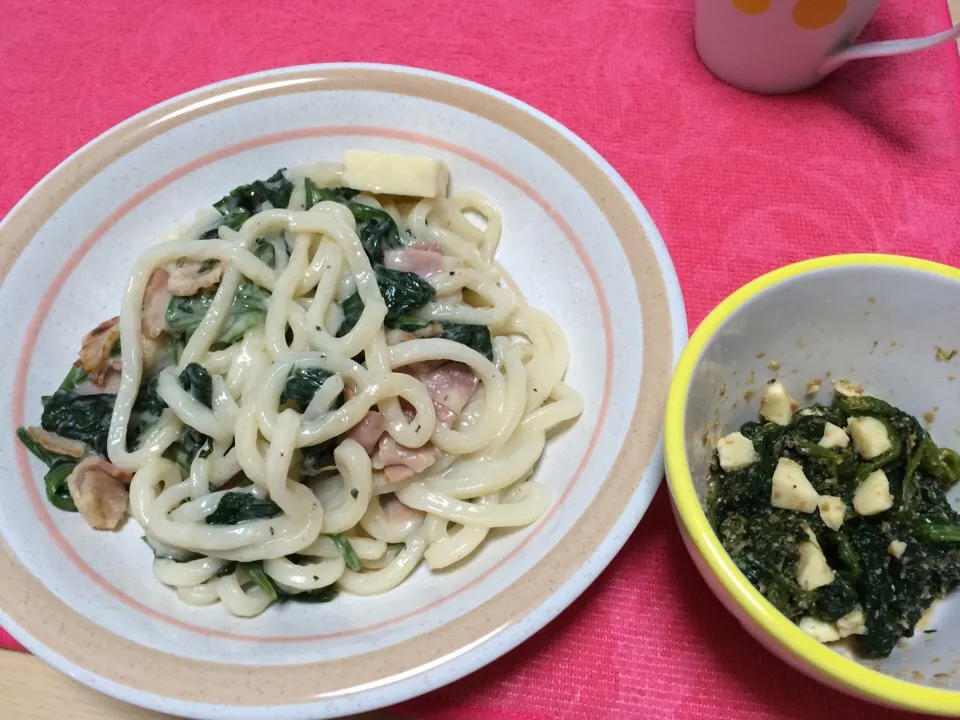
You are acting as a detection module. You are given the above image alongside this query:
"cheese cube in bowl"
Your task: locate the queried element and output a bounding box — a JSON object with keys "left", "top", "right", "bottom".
{"left": 664, "top": 255, "right": 960, "bottom": 716}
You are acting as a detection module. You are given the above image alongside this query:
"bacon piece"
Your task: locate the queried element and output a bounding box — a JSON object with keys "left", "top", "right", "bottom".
{"left": 372, "top": 435, "right": 437, "bottom": 483}
{"left": 385, "top": 329, "right": 414, "bottom": 346}
{"left": 381, "top": 493, "right": 425, "bottom": 526}
{"left": 106, "top": 336, "right": 165, "bottom": 376}
{"left": 67, "top": 458, "right": 131, "bottom": 530}
{"left": 361, "top": 364, "right": 478, "bottom": 482}
{"left": 141, "top": 336, "right": 167, "bottom": 374}
{"left": 412, "top": 362, "right": 480, "bottom": 416}
{"left": 142, "top": 268, "right": 171, "bottom": 339}
{"left": 385, "top": 325, "right": 444, "bottom": 347}
{"left": 26, "top": 427, "right": 86, "bottom": 458}
{"left": 409, "top": 241, "right": 443, "bottom": 253}
{"left": 79, "top": 317, "right": 121, "bottom": 386}
{"left": 167, "top": 259, "right": 224, "bottom": 296}
{"left": 384, "top": 248, "right": 445, "bottom": 277}
{"left": 434, "top": 403, "right": 458, "bottom": 428}
{"left": 346, "top": 411, "right": 387, "bottom": 454}
{"left": 414, "top": 324, "right": 444, "bottom": 339}
{"left": 383, "top": 465, "right": 416, "bottom": 484}
{"left": 384, "top": 241, "right": 461, "bottom": 279}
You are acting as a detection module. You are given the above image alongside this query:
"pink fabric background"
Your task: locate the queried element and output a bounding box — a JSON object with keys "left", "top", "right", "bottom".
{"left": 2, "top": 0, "right": 960, "bottom": 717}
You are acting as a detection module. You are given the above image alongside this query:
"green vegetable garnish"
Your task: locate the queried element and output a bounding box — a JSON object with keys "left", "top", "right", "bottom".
{"left": 708, "top": 388, "right": 960, "bottom": 658}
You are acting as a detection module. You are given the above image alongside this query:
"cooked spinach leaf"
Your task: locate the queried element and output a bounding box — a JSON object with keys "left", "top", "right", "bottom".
{"left": 181, "top": 431, "right": 213, "bottom": 465}
{"left": 336, "top": 292, "right": 366, "bottom": 338}
{"left": 392, "top": 316, "right": 432, "bottom": 332}
{"left": 58, "top": 364, "right": 88, "bottom": 393}
{"left": 303, "top": 179, "right": 360, "bottom": 210}
{"left": 348, "top": 204, "right": 403, "bottom": 264}
{"left": 165, "top": 440, "right": 192, "bottom": 475}
{"left": 40, "top": 391, "right": 115, "bottom": 458}
{"left": 441, "top": 323, "right": 494, "bottom": 361}
{"left": 300, "top": 180, "right": 402, "bottom": 263}
{"left": 280, "top": 366, "right": 333, "bottom": 412}
{"left": 299, "top": 440, "right": 337, "bottom": 478}
{"left": 244, "top": 561, "right": 338, "bottom": 604}
{"left": 336, "top": 267, "right": 435, "bottom": 337}
{"left": 216, "top": 561, "right": 238, "bottom": 577}
{"left": 205, "top": 492, "right": 282, "bottom": 525}
{"left": 252, "top": 236, "right": 276, "bottom": 269}
{"left": 17, "top": 427, "right": 79, "bottom": 512}
{"left": 330, "top": 534, "right": 362, "bottom": 572}
{"left": 247, "top": 562, "right": 279, "bottom": 601}
{"left": 178, "top": 363, "right": 214, "bottom": 465}
{"left": 166, "top": 280, "right": 271, "bottom": 345}
{"left": 180, "top": 363, "right": 212, "bottom": 407}
{"left": 17, "top": 426, "right": 69, "bottom": 467}
{"left": 44, "top": 460, "right": 78, "bottom": 512}
{"left": 141, "top": 535, "right": 202, "bottom": 562}
{"left": 128, "top": 376, "right": 167, "bottom": 450}
{"left": 376, "top": 266, "right": 435, "bottom": 323}
{"left": 200, "top": 169, "right": 294, "bottom": 238}
{"left": 279, "top": 586, "right": 339, "bottom": 603}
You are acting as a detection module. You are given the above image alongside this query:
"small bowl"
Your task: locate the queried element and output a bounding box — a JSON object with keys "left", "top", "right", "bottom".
{"left": 665, "top": 254, "right": 960, "bottom": 715}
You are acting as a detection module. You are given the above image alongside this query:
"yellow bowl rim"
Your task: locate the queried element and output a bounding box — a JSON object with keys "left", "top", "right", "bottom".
{"left": 664, "top": 253, "right": 960, "bottom": 715}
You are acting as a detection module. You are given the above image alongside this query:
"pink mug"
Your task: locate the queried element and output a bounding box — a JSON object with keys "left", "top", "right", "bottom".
{"left": 695, "top": 0, "right": 960, "bottom": 94}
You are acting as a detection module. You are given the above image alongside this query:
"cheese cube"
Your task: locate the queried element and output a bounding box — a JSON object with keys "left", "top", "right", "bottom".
{"left": 818, "top": 496, "right": 846, "bottom": 531}
{"left": 799, "top": 617, "right": 840, "bottom": 643}
{"left": 837, "top": 609, "right": 867, "bottom": 638}
{"left": 797, "top": 538, "right": 836, "bottom": 590}
{"left": 834, "top": 379, "right": 863, "bottom": 398}
{"left": 341, "top": 150, "right": 450, "bottom": 198}
{"left": 818, "top": 422, "right": 850, "bottom": 450}
{"left": 716, "top": 432, "right": 759, "bottom": 471}
{"left": 847, "top": 416, "right": 892, "bottom": 460}
{"left": 760, "top": 382, "right": 798, "bottom": 426}
{"left": 853, "top": 469, "right": 894, "bottom": 516}
{"left": 771, "top": 457, "right": 819, "bottom": 513}
{"left": 888, "top": 540, "right": 907, "bottom": 559}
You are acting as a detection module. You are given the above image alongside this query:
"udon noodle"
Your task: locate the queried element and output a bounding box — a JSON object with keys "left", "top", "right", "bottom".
{"left": 17, "top": 152, "right": 582, "bottom": 616}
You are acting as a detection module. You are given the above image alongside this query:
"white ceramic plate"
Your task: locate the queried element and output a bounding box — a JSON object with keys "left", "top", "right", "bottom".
{"left": 0, "top": 64, "right": 686, "bottom": 719}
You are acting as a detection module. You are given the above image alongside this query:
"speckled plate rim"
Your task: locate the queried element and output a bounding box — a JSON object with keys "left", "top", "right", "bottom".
{"left": 664, "top": 253, "right": 960, "bottom": 717}
{"left": 0, "top": 63, "right": 687, "bottom": 719}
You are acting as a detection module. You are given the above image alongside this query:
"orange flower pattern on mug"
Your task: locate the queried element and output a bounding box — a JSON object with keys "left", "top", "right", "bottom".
{"left": 731, "top": 0, "right": 848, "bottom": 29}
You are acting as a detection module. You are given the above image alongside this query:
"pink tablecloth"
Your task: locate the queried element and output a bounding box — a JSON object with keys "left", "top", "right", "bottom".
{"left": 3, "top": 1, "right": 960, "bottom": 717}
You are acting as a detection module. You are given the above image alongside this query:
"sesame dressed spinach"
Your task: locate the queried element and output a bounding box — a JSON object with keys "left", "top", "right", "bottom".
{"left": 709, "top": 388, "right": 960, "bottom": 658}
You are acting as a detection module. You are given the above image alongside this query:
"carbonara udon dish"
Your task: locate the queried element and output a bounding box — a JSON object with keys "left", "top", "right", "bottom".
{"left": 16, "top": 150, "right": 582, "bottom": 616}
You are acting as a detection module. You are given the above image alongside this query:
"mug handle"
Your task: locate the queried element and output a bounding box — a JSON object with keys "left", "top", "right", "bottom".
{"left": 820, "top": 21, "right": 960, "bottom": 75}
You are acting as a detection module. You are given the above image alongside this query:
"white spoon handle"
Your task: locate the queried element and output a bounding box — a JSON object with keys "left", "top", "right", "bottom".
{"left": 821, "top": 22, "right": 960, "bottom": 75}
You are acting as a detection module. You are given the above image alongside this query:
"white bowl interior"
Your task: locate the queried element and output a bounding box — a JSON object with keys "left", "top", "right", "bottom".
{"left": 683, "top": 262, "right": 960, "bottom": 689}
